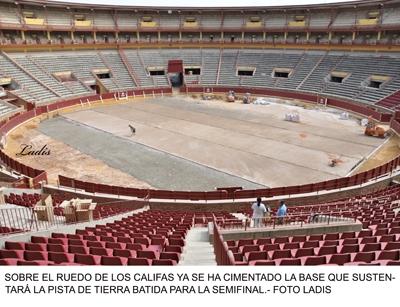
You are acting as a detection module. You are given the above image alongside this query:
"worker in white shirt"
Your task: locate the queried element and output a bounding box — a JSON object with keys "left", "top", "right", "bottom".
{"left": 251, "top": 197, "right": 268, "bottom": 227}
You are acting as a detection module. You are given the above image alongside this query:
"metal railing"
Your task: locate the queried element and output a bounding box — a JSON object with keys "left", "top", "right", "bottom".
{"left": 0, "top": 201, "right": 145, "bottom": 237}
{"left": 217, "top": 213, "right": 357, "bottom": 231}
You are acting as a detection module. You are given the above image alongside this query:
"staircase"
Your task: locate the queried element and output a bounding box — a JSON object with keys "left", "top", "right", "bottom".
{"left": 179, "top": 227, "right": 217, "bottom": 266}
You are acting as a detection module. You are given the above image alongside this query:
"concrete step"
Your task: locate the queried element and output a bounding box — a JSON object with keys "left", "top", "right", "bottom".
{"left": 179, "top": 226, "right": 217, "bottom": 266}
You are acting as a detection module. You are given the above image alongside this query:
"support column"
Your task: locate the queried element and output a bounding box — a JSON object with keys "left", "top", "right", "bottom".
{"left": 47, "top": 31, "right": 51, "bottom": 41}
{"left": 263, "top": 31, "right": 266, "bottom": 42}
{"left": 93, "top": 31, "right": 97, "bottom": 42}
{"left": 377, "top": 31, "right": 381, "bottom": 41}
{"left": 306, "top": 32, "right": 310, "bottom": 41}
{"left": 352, "top": 31, "right": 356, "bottom": 41}
{"left": 284, "top": 32, "right": 288, "bottom": 42}
{"left": 241, "top": 31, "right": 244, "bottom": 42}
{"left": 199, "top": 32, "right": 202, "bottom": 41}
{"left": 221, "top": 32, "right": 224, "bottom": 42}
{"left": 71, "top": 31, "right": 75, "bottom": 42}
{"left": 136, "top": 31, "right": 140, "bottom": 41}
{"left": 328, "top": 31, "right": 332, "bottom": 42}
{"left": 179, "top": 31, "right": 182, "bottom": 41}
{"left": 21, "top": 30, "right": 25, "bottom": 41}
{"left": 158, "top": 31, "right": 161, "bottom": 42}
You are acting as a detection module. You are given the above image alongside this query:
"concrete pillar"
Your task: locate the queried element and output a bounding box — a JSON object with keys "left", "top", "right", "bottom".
{"left": 199, "top": 32, "right": 202, "bottom": 41}
{"left": 158, "top": 31, "right": 161, "bottom": 42}
{"left": 21, "top": 30, "right": 25, "bottom": 40}
{"left": 352, "top": 31, "right": 356, "bottom": 41}
{"left": 47, "top": 31, "right": 51, "bottom": 41}
{"left": 71, "top": 31, "right": 75, "bottom": 41}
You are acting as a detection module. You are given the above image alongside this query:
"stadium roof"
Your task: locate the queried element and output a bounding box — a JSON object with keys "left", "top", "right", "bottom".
{"left": 5, "top": 0, "right": 399, "bottom": 10}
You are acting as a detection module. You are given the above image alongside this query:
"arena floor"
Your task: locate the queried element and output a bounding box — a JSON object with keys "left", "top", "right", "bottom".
{"left": 35, "top": 96, "right": 384, "bottom": 190}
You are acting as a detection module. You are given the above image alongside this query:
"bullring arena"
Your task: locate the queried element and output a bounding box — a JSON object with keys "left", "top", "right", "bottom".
{"left": 0, "top": 0, "right": 400, "bottom": 267}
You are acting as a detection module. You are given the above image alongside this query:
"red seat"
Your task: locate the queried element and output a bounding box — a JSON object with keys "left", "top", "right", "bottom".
{"left": 90, "top": 247, "right": 112, "bottom": 256}
{"left": 339, "top": 244, "right": 359, "bottom": 254}
{"left": 262, "top": 243, "right": 280, "bottom": 252}
{"left": 256, "top": 238, "right": 272, "bottom": 245}
{"left": 159, "top": 252, "right": 180, "bottom": 263}
{"left": 17, "top": 260, "right": 52, "bottom": 266}
{"left": 168, "top": 238, "right": 185, "bottom": 247}
{"left": 24, "top": 251, "right": 47, "bottom": 261}
{"left": 342, "top": 238, "right": 359, "bottom": 245}
{"left": 101, "top": 256, "right": 127, "bottom": 265}
{"left": 31, "top": 236, "right": 48, "bottom": 244}
{"left": 240, "top": 245, "right": 260, "bottom": 254}
{"left": 137, "top": 250, "right": 158, "bottom": 260}
{"left": 360, "top": 236, "right": 377, "bottom": 244}
{"left": 86, "top": 241, "right": 105, "bottom": 248}
{"left": 152, "top": 259, "right": 175, "bottom": 265}
{"left": 294, "top": 247, "right": 315, "bottom": 258}
{"left": 247, "top": 251, "right": 268, "bottom": 264}
{"left": 302, "top": 241, "right": 320, "bottom": 248}
{"left": 75, "top": 254, "right": 100, "bottom": 265}
{"left": 328, "top": 253, "right": 351, "bottom": 265}
{"left": 48, "top": 252, "right": 74, "bottom": 264}
{"left": 315, "top": 245, "right": 337, "bottom": 256}
{"left": 291, "top": 236, "right": 307, "bottom": 243}
{"left": 273, "top": 237, "right": 290, "bottom": 244}
{"left": 372, "top": 250, "right": 400, "bottom": 265}
{"left": 269, "top": 249, "right": 292, "bottom": 260}
{"left": 0, "top": 259, "right": 19, "bottom": 265}
{"left": 105, "top": 242, "right": 124, "bottom": 250}
{"left": 126, "top": 243, "right": 144, "bottom": 251}
{"left": 25, "top": 243, "right": 46, "bottom": 251}
{"left": 0, "top": 249, "right": 24, "bottom": 259}
{"left": 384, "top": 242, "right": 400, "bottom": 250}
{"left": 378, "top": 234, "right": 396, "bottom": 243}
{"left": 48, "top": 238, "right": 67, "bottom": 245}
{"left": 322, "top": 240, "right": 339, "bottom": 247}
{"left": 361, "top": 243, "right": 381, "bottom": 253}
{"left": 282, "top": 242, "right": 300, "bottom": 250}
{"left": 68, "top": 239, "right": 86, "bottom": 246}
{"left": 52, "top": 233, "right": 67, "bottom": 239}
{"left": 308, "top": 234, "right": 324, "bottom": 241}
{"left": 340, "top": 232, "right": 355, "bottom": 239}
{"left": 278, "top": 258, "right": 301, "bottom": 266}
{"left": 302, "top": 256, "right": 326, "bottom": 265}
{"left": 5, "top": 241, "right": 25, "bottom": 250}
{"left": 253, "top": 260, "right": 276, "bottom": 265}
{"left": 68, "top": 245, "right": 89, "bottom": 255}
{"left": 350, "top": 252, "right": 376, "bottom": 264}
{"left": 127, "top": 258, "right": 151, "bottom": 265}
{"left": 114, "top": 249, "right": 136, "bottom": 258}
{"left": 47, "top": 244, "right": 67, "bottom": 253}
{"left": 324, "top": 233, "right": 340, "bottom": 240}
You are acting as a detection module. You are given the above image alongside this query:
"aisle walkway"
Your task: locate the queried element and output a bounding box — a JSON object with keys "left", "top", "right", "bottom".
{"left": 179, "top": 227, "right": 217, "bottom": 266}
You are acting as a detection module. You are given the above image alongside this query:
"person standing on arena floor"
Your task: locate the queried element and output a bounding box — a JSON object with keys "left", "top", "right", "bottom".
{"left": 251, "top": 197, "right": 267, "bottom": 227}
{"left": 277, "top": 200, "right": 288, "bottom": 225}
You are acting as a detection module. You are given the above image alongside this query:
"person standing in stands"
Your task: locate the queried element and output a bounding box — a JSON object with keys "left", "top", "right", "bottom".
{"left": 277, "top": 200, "right": 288, "bottom": 225}
{"left": 251, "top": 197, "right": 267, "bottom": 227}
